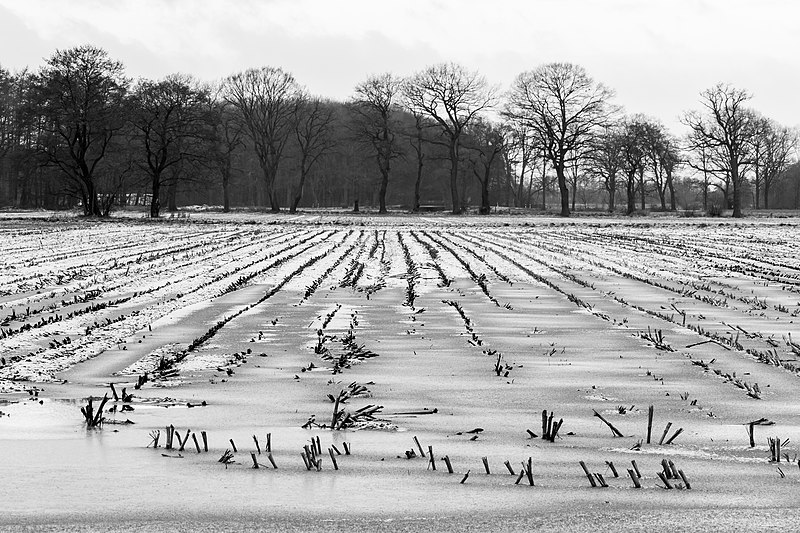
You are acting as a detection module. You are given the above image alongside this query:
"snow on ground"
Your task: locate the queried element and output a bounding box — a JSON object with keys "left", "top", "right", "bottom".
{"left": 2, "top": 212, "right": 800, "bottom": 530}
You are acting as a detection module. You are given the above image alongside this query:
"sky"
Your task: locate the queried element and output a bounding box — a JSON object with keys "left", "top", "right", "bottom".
{"left": 0, "top": 0, "right": 798, "bottom": 133}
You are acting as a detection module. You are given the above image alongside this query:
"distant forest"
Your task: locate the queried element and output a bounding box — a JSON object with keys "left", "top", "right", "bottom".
{"left": 1, "top": 45, "right": 798, "bottom": 217}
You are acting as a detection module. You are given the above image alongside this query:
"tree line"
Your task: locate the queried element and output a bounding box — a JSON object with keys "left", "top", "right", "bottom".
{"left": 0, "top": 44, "right": 798, "bottom": 217}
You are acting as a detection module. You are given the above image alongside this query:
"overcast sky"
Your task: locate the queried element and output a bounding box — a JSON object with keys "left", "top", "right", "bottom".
{"left": 0, "top": 0, "right": 797, "bottom": 132}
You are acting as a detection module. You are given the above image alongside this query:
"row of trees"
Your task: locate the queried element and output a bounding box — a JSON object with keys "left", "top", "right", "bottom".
{"left": 0, "top": 45, "right": 797, "bottom": 217}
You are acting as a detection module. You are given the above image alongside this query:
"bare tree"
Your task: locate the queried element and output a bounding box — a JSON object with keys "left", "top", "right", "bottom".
{"left": 405, "top": 62, "right": 496, "bottom": 214}
{"left": 130, "top": 74, "right": 211, "bottom": 218}
{"left": 34, "top": 45, "right": 128, "bottom": 216}
{"left": 641, "top": 121, "right": 681, "bottom": 211}
{"left": 683, "top": 83, "right": 759, "bottom": 218}
{"left": 405, "top": 109, "right": 430, "bottom": 212}
{"left": 618, "top": 117, "right": 650, "bottom": 215}
{"left": 290, "top": 97, "right": 336, "bottom": 213}
{"left": 503, "top": 121, "right": 539, "bottom": 208}
{"left": 225, "top": 67, "right": 302, "bottom": 212}
{"left": 752, "top": 118, "right": 797, "bottom": 209}
{"left": 506, "top": 63, "right": 615, "bottom": 216}
{"left": 349, "top": 73, "right": 403, "bottom": 214}
{"left": 589, "top": 125, "right": 625, "bottom": 212}
{"left": 466, "top": 118, "right": 505, "bottom": 214}
{"left": 208, "top": 91, "right": 245, "bottom": 213}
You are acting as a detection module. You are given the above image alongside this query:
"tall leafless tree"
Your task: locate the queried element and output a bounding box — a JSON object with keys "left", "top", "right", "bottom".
{"left": 405, "top": 62, "right": 496, "bottom": 214}
{"left": 207, "top": 89, "right": 245, "bottom": 213}
{"left": 683, "top": 83, "right": 758, "bottom": 218}
{"left": 225, "top": 67, "right": 302, "bottom": 212}
{"left": 506, "top": 63, "right": 615, "bottom": 216}
{"left": 618, "top": 117, "right": 650, "bottom": 215}
{"left": 291, "top": 97, "right": 336, "bottom": 213}
{"left": 466, "top": 118, "right": 505, "bottom": 214}
{"left": 349, "top": 73, "right": 403, "bottom": 214}
{"left": 130, "top": 74, "right": 211, "bottom": 218}
{"left": 589, "top": 125, "right": 625, "bottom": 212}
{"left": 34, "top": 45, "right": 128, "bottom": 216}
{"left": 751, "top": 118, "right": 797, "bottom": 209}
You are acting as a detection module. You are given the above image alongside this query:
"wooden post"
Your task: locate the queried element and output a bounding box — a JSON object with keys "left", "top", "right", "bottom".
{"left": 678, "top": 469, "right": 691, "bottom": 489}
{"left": 315, "top": 436, "right": 322, "bottom": 455}
{"left": 592, "top": 410, "right": 624, "bottom": 437}
{"left": 166, "top": 425, "right": 174, "bottom": 449}
{"left": 332, "top": 395, "right": 340, "bottom": 428}
{"left": 631, "top": 460, "right": 641, "bottom": 479}
{"left": 266, "top": 433, "right": 272, "bottom": 454}
{"left": 551, "top": 419, "right": 564, "bottom": 441}
{"left": 657, "top": 471, "right": 674, "bottom": 489}
{"left": 253, "top": 435, "right": 261, "bottom": 454}
{"left": 328, "top": 448, "right": 339, "bottom": 470}
{"left": 229, "top": 439, "right": 237, "bottom": 453}
{"left": 301, "top": 452, "right": 310, "bottom": 470}
{"left": 192, "top": 433, "right": 201, "bottom": 453}
{"left": 542, "top": 410, "right": 548, "bottom": 439}
{"left": 201, "top": 431, "right": 208, "bottom": 452}
{"left": 428, "top": 446, "right": 436, "bottom": 470}
{"left": 251, "top": 452, "right": 259, "bottom": 468}
{"left": 267, "top": 453, "right": 277, "bottom": 469}
{"left": 594, "top": 473, "right": 608, "bottom": 488}
{"left": 443, "top": 455, "right": 454, "bottom": 474}
{"left": 343, "top": 442, "right": 351, "bottom": 455}
{"left": 668, "top": 460, "right": 680, "bottom": 479}
{"left": 178, "top": 429, "right": 191, "bottom": 452}
{"left": 504, "top": 460, "right": 515, "bottom": 475}
{"left": 661, "top": 459, "right": 672, "bottom": 478}
{"left": 647, "top": 405, "right": 654, "bottom": 444}
{"left": 606, "top": 461, "right": 619, "bottom": 477}
{"left": 579, "top": 461, "right": 597, "bottom": 487}
{"left": 628, "top": 469, "right": 642, "bottom": 488}
{"left": 546, "top": 412, "right": 554, "bottom": 440}
{"left": 460, "top": 470, "right": 470, "bottom": 484}
{"left": 659, "top": 422, "right": 672, "bottom": 445}
{"left": 665, "top": 428, "right": 684, "bottom": 445}
{"left": 482, "top": 456, "right": 490, "bottom": 474}
{"left": 414, "top": 436, "right": 426, "bottom": 457}
{"left": 515, "top": 469, "right": 525, "bottom": 485}
{"left": 748, "top": 423, "right": 755, "bottom": 448}
{"left": 331, "top": 444, "right": 341, "bottom": 455}
{"left": 525, "top": 457, "right": 534, "bottom": 486}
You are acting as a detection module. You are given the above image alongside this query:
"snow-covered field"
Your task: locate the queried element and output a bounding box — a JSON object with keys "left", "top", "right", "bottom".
{"left": 2, "top": 212, "right": 800, "bottom": 531}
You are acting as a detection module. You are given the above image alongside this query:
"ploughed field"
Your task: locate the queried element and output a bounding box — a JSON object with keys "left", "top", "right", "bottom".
{"left": 2, "top": 213, "right": 800, "bottom": 531}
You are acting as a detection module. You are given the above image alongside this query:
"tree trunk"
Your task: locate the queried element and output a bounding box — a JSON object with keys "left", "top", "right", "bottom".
{"left": 413, "top": 156, "right": 423, "bottom": 212}
{"left": 291, "top": 168, "right": 309, "bottom": 214}
{"left": 84, "top": 179, "right": 102, "bottom": 217}
{"left": 479, "top": 167, "right": 491, "bottom": 215}
{"left": 167, "top": 181, "right": 177, "bottom": 212}
{"left": 556, "top": 164, "right": 569, "bottom": 217}
{"left": 449, "top": 142, "right": 460, "bottom": 214}
{"left": 731, "top": 162, "right": 742, "bottom": 218}
{"left": 638, "top": 168, "right": 646, "bottom": 210}
{"left": 607, "top": 174, "right": 616, "bottom": 213}
{"left": 626, "top": 174, "right": 636, "bottom": 215}
{"left": 667, "top": 173, "right": 676, "bottom": 211}
{"left": 764, "top": 181, "right": 770, "bottom": 209}
{"left": 378, "top": 164, "right": 389, "bottom": 214}
{"left": 571, "top": 178, "right": 576, "bottom": 212}
{"left": 150, "top": 174, "right": 161, "bottom": 218}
